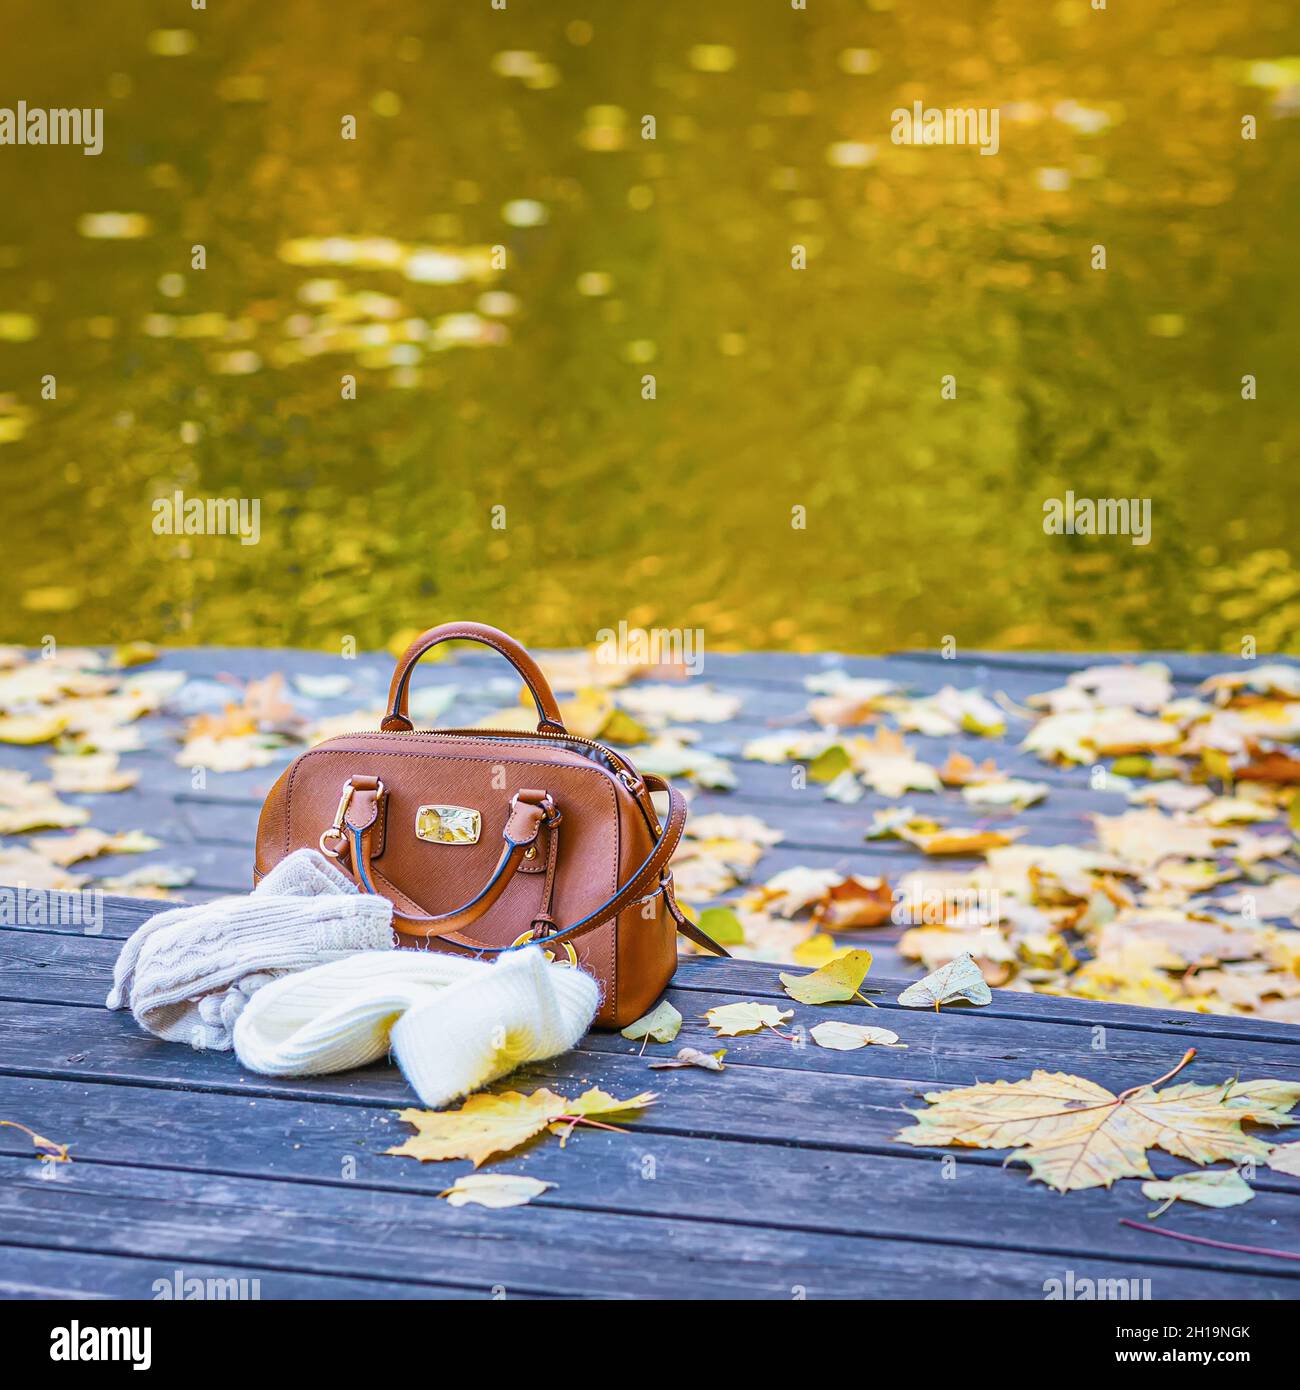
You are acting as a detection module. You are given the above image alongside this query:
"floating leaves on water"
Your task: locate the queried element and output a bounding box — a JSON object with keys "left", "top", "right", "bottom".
{"left": 688, "top": 44, "right": 736, "bottom": 72}
{"left": 501, "top": 199, "right": 548, "bottom": 228}
{"left": 216, "top": 74, "right": 267, "bottom": 103}
{"left": 146, "top": 28, "right": 195, "bottom": 55}
{"left": 838, "top": 48, "right": 881, "bottom": 75}
{"left": 897, "top": 952, "right": 992, "bottom": 1010}
{"left": 490, "top": 51, "right": 560, "bottom": 90}
{"left": 826, "top": 142, "right": 877, "bottom": 168}
{"left": 439, "top": 1173, "right": 554, "bottom": 1209}
{"left": 0, "top": 312, "right": 37, "bottom": 342}
{"left": 578, "top": 105, "right": 627, "bottom": 152}
{"left": 77, "top": 212, "right": 152, "bottom": 239}
{"left": 576, "top": 271, "right": 612, "bottom": 297}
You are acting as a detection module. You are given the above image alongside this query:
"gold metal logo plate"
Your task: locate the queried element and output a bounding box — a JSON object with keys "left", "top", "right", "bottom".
{"left": 415, "top": 805, "right": 481, "bottom": 845}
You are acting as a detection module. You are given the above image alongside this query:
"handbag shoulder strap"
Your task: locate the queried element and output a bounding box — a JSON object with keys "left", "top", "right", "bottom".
{"left": 337, "top": 772, "right": 729, "bottom": 958}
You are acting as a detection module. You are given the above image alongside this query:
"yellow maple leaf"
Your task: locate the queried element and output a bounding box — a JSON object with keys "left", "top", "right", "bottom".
{"left": 387, "top": 1087, "right": 656, "bottom": 1167}
{"left": 896, "top": 1049, "right": 1300, "bottom": 1192}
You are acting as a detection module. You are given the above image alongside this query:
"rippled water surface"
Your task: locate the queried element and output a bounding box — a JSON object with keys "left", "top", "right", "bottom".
{"left": 1, "top": 0, "right": 1297, "bottom": 653}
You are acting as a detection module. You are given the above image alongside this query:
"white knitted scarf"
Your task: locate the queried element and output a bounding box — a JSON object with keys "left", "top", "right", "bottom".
{"left": 107, "top": 849, "right": 393, "bottom": 1049}
{"left": 106, "top": 848, "right": 600, "bottom": 1108}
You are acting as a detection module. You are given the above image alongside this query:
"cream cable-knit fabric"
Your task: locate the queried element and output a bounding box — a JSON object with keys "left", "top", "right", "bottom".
{"left": 106, "top": 849, "right": 394, "bottom": 1049}
{"left": 234, "top": 945, "right": 599, "bottom": 1109}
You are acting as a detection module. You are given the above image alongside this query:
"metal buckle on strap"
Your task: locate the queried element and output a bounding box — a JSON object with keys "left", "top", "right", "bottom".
{"left": 509, "top": 927, "right": 579, "bottom": 968}
{"left": 319, "top": 777, "right": 384, "bottom": 860}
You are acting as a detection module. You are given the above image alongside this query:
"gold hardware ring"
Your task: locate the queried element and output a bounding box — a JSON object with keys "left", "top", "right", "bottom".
{"left": 509, "top": 929, "right": 579, "bottom": 968}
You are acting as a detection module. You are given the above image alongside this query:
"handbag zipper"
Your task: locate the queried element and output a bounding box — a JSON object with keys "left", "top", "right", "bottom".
{"left": 318, "top": 725, "right": 645, "bottom": 788}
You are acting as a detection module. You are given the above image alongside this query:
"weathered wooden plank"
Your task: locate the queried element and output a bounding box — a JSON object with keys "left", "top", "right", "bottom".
{"left": 1, "top": 1073, "right": 1295, "bottom": 1280}
{"left": 4, "top": 1000, "right": 1299, "bottom": 1201}
{"left": 0, "top": 1244, "right": 493, "bottom": 1300}
{"left": 6, "top": 915, "right": 1299, "bottom": 1050}
{"left": 8, "top": 909, "right": 1298, "bottom": 1050}
{"left": 0, "top": 1155, "right": 1288, "bottom": 1299}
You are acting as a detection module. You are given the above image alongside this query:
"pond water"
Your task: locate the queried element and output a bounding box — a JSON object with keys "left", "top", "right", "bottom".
{"left": 1, "top": 0, "right": 1297, "bottom": 654}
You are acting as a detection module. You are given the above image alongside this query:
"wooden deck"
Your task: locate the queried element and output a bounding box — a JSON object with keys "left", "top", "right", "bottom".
{"left": 1, "top": 646, "right": 1298, "bottom": 1299}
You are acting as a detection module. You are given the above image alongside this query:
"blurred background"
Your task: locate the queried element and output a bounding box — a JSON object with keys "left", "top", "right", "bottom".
{"left": 0, "top": 0, "right": 1297, "bottom": 655}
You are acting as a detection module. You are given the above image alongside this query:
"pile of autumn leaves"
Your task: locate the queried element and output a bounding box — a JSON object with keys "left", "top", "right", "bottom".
{"left": 676, "top": 661, "right": 1300, "bottom": 1026}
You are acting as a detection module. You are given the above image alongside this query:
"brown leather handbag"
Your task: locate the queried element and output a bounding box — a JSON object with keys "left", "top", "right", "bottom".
{"left": 254, "top": 622, "right": 727, "bottom": 1027}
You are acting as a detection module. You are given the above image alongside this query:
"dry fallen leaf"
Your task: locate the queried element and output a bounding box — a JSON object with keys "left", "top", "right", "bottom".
{"left": 812, "top": 875, "right": 893, "bottom": 929}
{"left": 0, "top": 771, "right": 90, "bottom": 834}
{"left": 703, "top": 1002, "right": 793, "bottom": 1036}
{"left": 896, "top": 1048, "right": 1300, "bottom": 1192}
{"left": 0, "top": 713, "right": 68, "bottom": 744}
{"left": 438, "top": 1173, "right": 554, "bottom": 1208}
{"left": 938, "top": 751, "right": 1004, "bottom": 786}
{"left": 620, "top": 999, "right": 683, "bottom": 1044}
{"left": 616, "top": 683, "right": 741, "bottom": 725}
{"left": 809, "top": 1021, "right": 906, "bottom": 1051}
{"left": 897, "top": 951, "right": 992, "bottom": 1010}
{"left": 649, "top": 1046, "right": 727, "bottom": 1072}
{"left": 1140, "top": 1168, "right": 1254, "bottom": 1217}
{"left": 0, "top": 846, "right": 87, "bottom": 890}
{"left": 961, "top": 779, "right": 1049, "bottom": 811}
{"left": 387, "top": 1087, "right": 657, "bottom": 1167}
{"left": 847, "top": 728, "right": 942, "bottom": 797}
{"left": 28, "top": 827, "right": 161, "bottom": 866}
{"left": 0, "top": 1119, "right": 70, "bottom": 1162}
{"left": 1267, "top": 1141, "right": 1300, "bottom": 1176}
{"left": 897, "top": 824, "right": 1026, "bottom": 856}
{"left": 176, "top": 732, "right": 283, "bottom": 771}
{"left": 47, "top": 752, "right": 139, "bottom": 793}
{"left": 779, "top": 949, "right": 875, "bottom": 1005}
